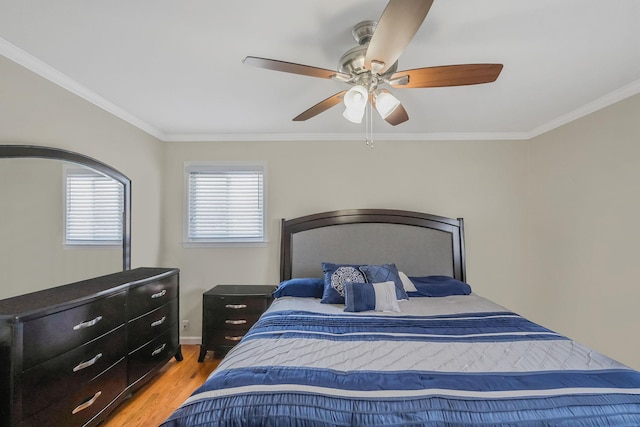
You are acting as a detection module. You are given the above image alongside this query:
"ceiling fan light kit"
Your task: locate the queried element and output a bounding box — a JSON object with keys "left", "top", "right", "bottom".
{"left": 243, "top": 0, "right": 503, "bottom": 137}
{"left": 343, "top": 85, "right": 369, "bottom": 123}
{"left": 374, "top": 91, "right": 401, "bottom": 119}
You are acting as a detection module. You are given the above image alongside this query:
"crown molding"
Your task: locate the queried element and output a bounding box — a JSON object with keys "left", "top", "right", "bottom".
{"left": 161, "top": 131, "right": 529, "bottom": 142}
{"left": 3, "top": 36, "right": 638, "bottom": 144}
{"left": 0, "top": 37, "right": 167, "bottom": 141}
{"left": 526, "top": 78, "right": 640, "bottom": 140}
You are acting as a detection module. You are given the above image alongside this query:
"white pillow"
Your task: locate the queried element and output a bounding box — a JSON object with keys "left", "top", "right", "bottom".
{"left": 344, "top": 281, "right": 402, "bottom": 313}
{"left": 372, "top": 281, "right": 401, "bottom": 312}
{"left": 399, "top": 271, "right": 417, "bottom": 292}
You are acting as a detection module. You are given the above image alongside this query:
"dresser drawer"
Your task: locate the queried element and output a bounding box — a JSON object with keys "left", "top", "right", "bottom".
{"left": 21, "top": 325, "right": 126, "bottom": 418}
{"left": 22, "top": 292, "right": 126, "bottom": 369}
{"left": 21, "top": 358, "right": 127, "bottom": 427}
{"left": 127, "top": 299, "right": 178, "bottom": 352}
{"left": 127, "top": 275, "right": 178, "bottom": 319}
{"left": 128, "top": 327, "right": 178, "bottom": 387}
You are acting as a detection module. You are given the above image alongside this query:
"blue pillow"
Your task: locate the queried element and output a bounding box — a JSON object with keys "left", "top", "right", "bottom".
{"left": 273, "top": 278, "right": 324, "bottom": 298}
{"left": 344, "top": 281, "right": 400, "bottom": 313}
{"left": 359, "top": 264, "right": 409, "bottom": 300}
{"left": 321, "top": 263, "right": 366, "bottom": 304}
{"left": 407, "top": 275, "right": 472, "bottom": 297}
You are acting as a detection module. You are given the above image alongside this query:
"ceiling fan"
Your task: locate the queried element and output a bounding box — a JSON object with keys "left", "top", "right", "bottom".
{"left": 243, "top": 0, "right": 503, "bottom": 126}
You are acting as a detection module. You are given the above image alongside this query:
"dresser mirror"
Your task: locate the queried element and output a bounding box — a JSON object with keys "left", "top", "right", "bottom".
{"left": 0, "top": 145, "right": 131, "bottom": 300}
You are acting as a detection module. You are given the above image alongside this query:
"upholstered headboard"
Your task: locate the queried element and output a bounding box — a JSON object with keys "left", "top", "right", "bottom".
{"left": 280, "top": 209, "right": 465, "bottom": 282}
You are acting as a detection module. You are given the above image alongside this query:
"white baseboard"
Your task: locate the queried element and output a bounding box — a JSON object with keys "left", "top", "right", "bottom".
{"left": 180, "top": 336, "right": 202, "bottom": 345}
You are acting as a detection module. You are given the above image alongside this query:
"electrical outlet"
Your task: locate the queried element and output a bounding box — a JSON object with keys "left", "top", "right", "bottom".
{"left": 181, "top": 320, "right": 189, "bottom": 330}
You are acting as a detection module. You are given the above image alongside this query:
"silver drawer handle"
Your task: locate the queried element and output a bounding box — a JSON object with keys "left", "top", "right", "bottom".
{"left": 224, "top": 335, "right": 244, "bottom": 341}
{"left": 152, "top": 343, "right": 166, "bottom": 356}
{"left": 73, "top": 316, "right": 103, "bottom": 330}
{"left": 72, "top": 391, "right": 102, "bottom": 414}
{"left": 225, "top": 304, "right": 247, "bottom": 309}
{"left": 151, "top": 316, "right": 167, "bottom": 327}
{"left": 73, "top": 353, "right": 103, "bottom": 372}
{"left": 225, "top": 319, "right": 247, "bottom": 325}
{"left": 151, "top": 289, "right": 167, "bottom": 299}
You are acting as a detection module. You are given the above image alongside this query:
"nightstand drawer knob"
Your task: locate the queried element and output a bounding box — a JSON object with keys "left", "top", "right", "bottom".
{"left": 225, "top": 319, "right": 247, "bottom": 325}
{"left": 225, "top": 304, "right": 247, "bottom": 309}
{"left": 224, "top": 335, "right": 244, "bottom": 341}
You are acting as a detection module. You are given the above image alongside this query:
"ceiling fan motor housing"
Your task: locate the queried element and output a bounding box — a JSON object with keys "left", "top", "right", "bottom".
{"left": 339, "top": 21, "right": 398, "bottom": 88}
{"left": 352, "top": 20, "right": 377, "bottom": 45}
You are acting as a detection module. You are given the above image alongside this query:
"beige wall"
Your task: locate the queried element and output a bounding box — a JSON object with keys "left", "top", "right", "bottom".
{"left": 161, "top": 139, "right": 530, "bottom": 341}
{"left": 526, "top": 93, "right": 640, "bottom": 369}
{"left": 0, "top": 56, "right": 165, "bottom": 269}
{"left": 2, "top": 53, "right": 639, "bottom": 370}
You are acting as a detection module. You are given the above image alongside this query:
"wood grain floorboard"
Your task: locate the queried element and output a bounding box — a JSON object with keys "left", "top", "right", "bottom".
{"left": 100, "top": 345, "right": 219, "bottom": 427}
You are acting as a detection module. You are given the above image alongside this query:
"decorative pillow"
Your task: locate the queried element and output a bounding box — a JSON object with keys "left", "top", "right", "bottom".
{"left": 273, "top": 277, "right": 324, "bottom": 298}
{"left": 344, "top": 281, "right": 401, "bottom": 313}
{"left": 398, "top": 271, "right": 418, "bottom": 292}
{"left": 407, "top": 275, "right": 472, "bottom": 297}
{"left": 321, "top": 263, "right": 366, "bottom": 304}
{"left": 359, "top": 264, "right": 409, "bottom": 300}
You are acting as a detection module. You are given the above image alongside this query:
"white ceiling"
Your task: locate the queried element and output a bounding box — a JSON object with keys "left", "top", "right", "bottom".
{"left": 1, "top": 0, "right": 639, "bottom": 142}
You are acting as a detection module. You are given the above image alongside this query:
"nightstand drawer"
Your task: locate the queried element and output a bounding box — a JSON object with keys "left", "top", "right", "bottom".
{"left": 211, "top": 296, "right": 270, "bottom": 314}
{"left": 204, "top": 312, "right": 262, "bottom": 329}
{"left": 205, "top": 329, "right": 250, "bottom": 347}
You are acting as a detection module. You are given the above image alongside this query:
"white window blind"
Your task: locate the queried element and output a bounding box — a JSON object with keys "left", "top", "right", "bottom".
{"left": 186, "top": 164, "right": 265, "bottom": 243}
{"left": 65, "top": 168, "right": 124, "bottom": 245}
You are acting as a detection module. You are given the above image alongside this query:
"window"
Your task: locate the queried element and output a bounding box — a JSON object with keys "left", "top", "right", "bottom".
{"left": 185, "top": 163, "right": 265, "bottom": 244}
{"left": 65, "top": 167, "right": 124, "bottom": 245}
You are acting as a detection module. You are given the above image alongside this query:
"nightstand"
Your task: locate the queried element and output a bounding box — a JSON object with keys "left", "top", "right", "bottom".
{"left": 198, "top": 284, "right": 275, "bottom": 362}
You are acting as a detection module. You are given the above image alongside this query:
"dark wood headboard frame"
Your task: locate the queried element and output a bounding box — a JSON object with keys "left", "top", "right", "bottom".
{"left": 280, "top": 209, "right": 466, "bottom": 282}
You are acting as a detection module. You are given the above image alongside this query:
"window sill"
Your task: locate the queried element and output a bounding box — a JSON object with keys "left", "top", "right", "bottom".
{"left": 182, "top": 241, "right": 269, "bottom": 248}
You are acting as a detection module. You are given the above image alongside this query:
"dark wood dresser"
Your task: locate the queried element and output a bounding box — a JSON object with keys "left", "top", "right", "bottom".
{"left": 0, "top": 267, "right": 181, "bottom": 427}
{"left": 198, "top": 285, "right": 274, "bottom": 361}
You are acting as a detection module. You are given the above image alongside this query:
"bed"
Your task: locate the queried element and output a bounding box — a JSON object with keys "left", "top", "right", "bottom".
{"left": 162, "top": 209, "right": 640, "bottom": 426}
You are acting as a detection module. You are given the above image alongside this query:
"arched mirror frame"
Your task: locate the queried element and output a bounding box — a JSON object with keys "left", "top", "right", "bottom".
{"left": 0, "top": 145, "right": 131, "bottom": 270}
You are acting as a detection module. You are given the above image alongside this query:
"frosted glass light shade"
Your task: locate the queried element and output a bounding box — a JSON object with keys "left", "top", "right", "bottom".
{"left": 343, "top": 85, "right": 368, "bottom": 123}
{"left": 375, "top": 92, "right": 400, "bottom": 118}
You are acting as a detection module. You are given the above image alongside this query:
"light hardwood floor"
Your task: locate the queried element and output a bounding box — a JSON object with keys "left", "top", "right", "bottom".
{"left": 100, "top": 345, "right": 219, "bottom": 427}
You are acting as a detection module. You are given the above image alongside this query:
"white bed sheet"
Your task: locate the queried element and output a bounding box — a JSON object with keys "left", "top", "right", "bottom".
{"left": 266, "top": 292, "right": 508, "bottom": 317}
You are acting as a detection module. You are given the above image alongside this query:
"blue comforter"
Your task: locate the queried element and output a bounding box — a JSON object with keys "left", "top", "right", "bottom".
{"left": 162, "top": 305, "right": 640, "bottom": 426}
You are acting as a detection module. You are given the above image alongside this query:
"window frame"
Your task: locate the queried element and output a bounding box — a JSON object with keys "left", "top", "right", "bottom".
{"left": 183, "top": 162, "right": 267, "bottom": 247}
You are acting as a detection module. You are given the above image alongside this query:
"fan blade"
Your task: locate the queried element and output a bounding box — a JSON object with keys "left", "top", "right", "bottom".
{"left": 293, "top": 91, "right": 347, "bottom": 121}
{"left": 365, "top": 0, "right": 434, "bottom": 74}
{"left": 373, "top": 89, "right": 409, "bottom": 126}
{"left": 390, "top": 64, "right": 503, "bottom": 88}
{"left": 243, "top": 56, "right": 349, "bottom": 80}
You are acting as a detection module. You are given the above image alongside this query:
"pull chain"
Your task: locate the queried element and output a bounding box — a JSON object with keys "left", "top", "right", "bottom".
{"left": 365, "top": 101, "right": 374, "bottom": 149}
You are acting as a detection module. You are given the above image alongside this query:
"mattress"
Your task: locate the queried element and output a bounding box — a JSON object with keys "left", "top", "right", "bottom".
{"left": 162, "top": 294, "right": 640, "bottom": 426}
